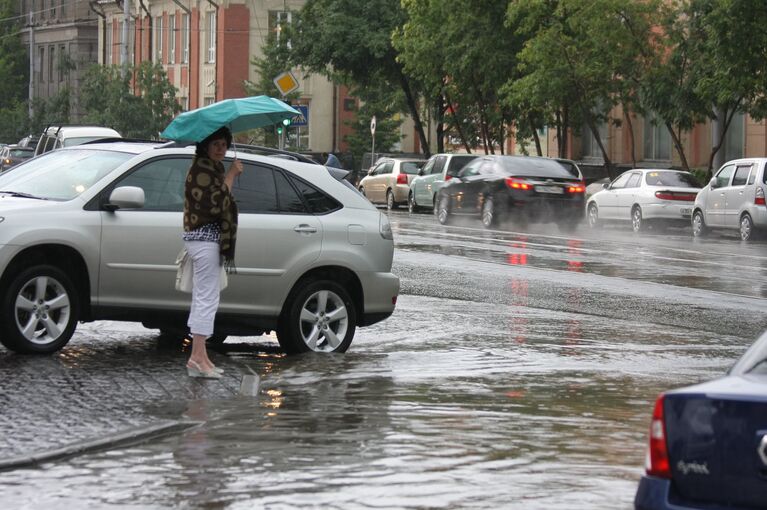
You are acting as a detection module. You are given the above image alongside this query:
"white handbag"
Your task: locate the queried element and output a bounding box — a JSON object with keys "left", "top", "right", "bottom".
{"left": 175, "top": 248, "right": 228, "bottom": 293}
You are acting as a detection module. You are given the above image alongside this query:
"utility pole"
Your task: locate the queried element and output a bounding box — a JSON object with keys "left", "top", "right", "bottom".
{"left": 28, "top": 11, "right": 34, "bottom": 118}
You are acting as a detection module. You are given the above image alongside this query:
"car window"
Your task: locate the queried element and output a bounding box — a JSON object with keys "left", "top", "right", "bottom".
{"left": 420, "top": 159, "right": 435, "bottom": 176}
{"left": 114, "top": 157, "right": 189, "bottom": 211}
{"left": 63, "top": 136, "right": 110, "bottom": 147}
{"left": 610, "top": 173, "right": 632, "bottom": 189}
{"left": 732, "top": 165, "right": 751, "bottom": 187}
{"left": 626, "top": 173, "right": 642, "bottom": 188}
{"left": 10, "top": 149, "right": 32, "bottom": 158}
{"left": 459, "top": 159, "right": 482, "bottom": 177}
{"left": 763, "top": 162, "right": 767, "bottom": 184}
{"left": 433, "top": 156, "right": 447, "bottom": 175}
{"left": 274, "top": 170, "right": 308, "bottom": 213}
{"left": 729, "top": 333, "right": 767, "bottom": 376}
{"left": 447, "top": 155, "right": 476, "bottom": 176}
{"left": 400, "top": 162, "right": 422, "bottom": 175}
{"left": 555, "top": 160, "right": 581, "bottom": 178}
{"left": 382, "top": 162, "right": 394, "bottom": 174}
{"left": 714, "top": 164, "right": 734, "bottom": 187}
{"left": 285, "top": 173, "right": 341, "bottom": 214}
{"left": 233, "top": 163, "right": 278, "bottom": 213}
{"left": 479, "top": 161, "right": 496, "bottom": 175}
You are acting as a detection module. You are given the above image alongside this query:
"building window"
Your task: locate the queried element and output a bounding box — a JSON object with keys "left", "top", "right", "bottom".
{"left": 38, "top": 47, "right": 44, "bottom": 82}
{"left": 643, "top": 113, "right": 671, "bottom": 161}
{"left": 48, "top": 46, "right": 54, "bottom": 83}
{"left": 181, "top": 14, "right": 189, "bottom": 64}
{"left": 268, "top": 10, "right": 294, "bottom": 47}
{"left": 58, "top": 44, "right": 66, "bottom": 81}
{"left": 60, "top": 0, "right": 65, "bottom": 17}
{"left": 154, "top": 16, "right": 163, "bottom": 63}
{"left": 105, "top": 21, "right": 113, "bottom": 65}
{"left": 723, "top": 111, "right": 744, "bottom": 161}
{"left": 206, "top": 11, "right": 216, "bottom": 63}
{"left": 168, "top": 15, "right": 176, "bottom": 64}
{"left": 204, "top": 96, "right": 215, "bottom": 106}
{"left": 118, "top": 21, "right": 124, "bottom": 64}
{"left": 51, "top": 0, "right": 55, "bottom": 18}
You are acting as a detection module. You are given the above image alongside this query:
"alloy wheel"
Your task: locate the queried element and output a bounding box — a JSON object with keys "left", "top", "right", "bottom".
{"left": 587, "top": 204, "right": 599, "bottom": 228}
{"left": 14, "top": 275, "right": 72, "bottom": 346}
{"left": 297, "top": 289, "right": 349, "bottom": 352}
{"left": 740, "top": 214, "right": 754, "bottom": 241}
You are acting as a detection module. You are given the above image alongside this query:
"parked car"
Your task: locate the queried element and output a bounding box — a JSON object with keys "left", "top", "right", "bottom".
{"left": 34, "top": 125, "right": 122, "bottom": 156}
{"left": 435, "top": 155, "right": 586, "bottom": 230}
{"left": 634, "top": 329, "right": 767, "bottom": 510}
{"left": 358, "top": 157, "right": 426, "bottom": 209}
{"left": 586, "top": 169, "right": 701, "bottom": 232}
{"left": 17, "top": 135, "right": 39, "bottom": 151}
{"left": 692, "top": 158, "right": 767, "bottom": 241}
{"left": 0, "top": 140, "right": 399, "bottom": 355}
{"left": 0, "top": 145, "right": 34, "bottom": 172}
{"left": 408, "top": 153, "right": 478, "bottom": 214}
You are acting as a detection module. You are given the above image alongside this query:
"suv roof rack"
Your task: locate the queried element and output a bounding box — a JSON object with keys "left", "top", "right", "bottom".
{"left": 82, "top": 137, "right": 160, "bottom": 145}
{"left": 231, "top": 144, "right": 320, "bottom": 165}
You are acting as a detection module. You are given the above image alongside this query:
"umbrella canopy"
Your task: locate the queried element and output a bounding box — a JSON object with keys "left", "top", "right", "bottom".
{"left": 160, "top": 96, "right": 301, "bottom": 142}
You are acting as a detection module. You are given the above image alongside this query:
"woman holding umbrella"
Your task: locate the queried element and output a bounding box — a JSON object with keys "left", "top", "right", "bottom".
{"left": 183, "top": 126, "right": 242, "bottom": 378}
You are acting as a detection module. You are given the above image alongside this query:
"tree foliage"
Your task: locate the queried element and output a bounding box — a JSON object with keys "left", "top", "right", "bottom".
{"left": 290, "top": 0, "right": 431, "bottom": 156}
{"left": 80, "top": 62, "right": 181, "bottom": 139}
{"left": 0, "top": 0, "right": 30, "bottom": 142}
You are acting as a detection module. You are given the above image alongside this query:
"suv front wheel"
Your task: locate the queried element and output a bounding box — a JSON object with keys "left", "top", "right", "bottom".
{"left": 0, "top": 265, "right": 80, "bottom": 353}
{"left": 277, "top": 279, "right": 357, "bottom": 354}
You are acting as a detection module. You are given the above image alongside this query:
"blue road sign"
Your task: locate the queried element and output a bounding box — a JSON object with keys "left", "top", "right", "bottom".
{"left": 292, "top": 105, "right": 309, "bottom": 127}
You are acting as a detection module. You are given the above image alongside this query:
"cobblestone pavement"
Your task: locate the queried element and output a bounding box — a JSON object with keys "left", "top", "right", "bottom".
{"left": 0, "top": 321, "right": 274, "bottom": 463}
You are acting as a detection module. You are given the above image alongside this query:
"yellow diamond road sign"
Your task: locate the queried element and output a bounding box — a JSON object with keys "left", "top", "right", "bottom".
{"left": 273, "top": 71, "right": 299, "bottom": 96}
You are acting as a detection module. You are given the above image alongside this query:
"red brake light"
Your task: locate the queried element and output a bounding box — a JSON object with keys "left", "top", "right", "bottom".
{"left": 646, "top": 394, "right": 671, "bottom": 478}
{"left": 445, "top": 175, "right": 453, "bottom": 181}
{"left": 756, "top": 187, "right": 765, "bottom": 206}
{"left": 567, "top": 181, "right": 585, "bottom": 193}
{"left": 396, "top": 173, "right": 408, "bottom": 185}
{"left": 505, "top": 177, "right": 531, "bottom": 190}
{"left": 655, "top": 191, "right": 696, "bottom": 201}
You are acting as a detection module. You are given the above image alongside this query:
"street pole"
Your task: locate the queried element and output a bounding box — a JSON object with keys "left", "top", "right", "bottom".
{"left": 370, "top": 115, "right": 376, "bottom": 168}
{"left": 121, "top": 0, "right": 131, "bottom": 77}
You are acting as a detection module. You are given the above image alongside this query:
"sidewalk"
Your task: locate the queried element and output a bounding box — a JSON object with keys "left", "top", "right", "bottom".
{"left": 0, "top": 322, "right": 251, "bottom": 467}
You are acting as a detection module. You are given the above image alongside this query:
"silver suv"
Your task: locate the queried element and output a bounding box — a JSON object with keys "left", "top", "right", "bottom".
{"left": 34, "top": 125, "right": 122, "bottom": 156}
{"left": 0, "top": 141, "right": 399, "bottom": 354}
{"left": 692, "top": 158, "right": 767, "bottom": 240}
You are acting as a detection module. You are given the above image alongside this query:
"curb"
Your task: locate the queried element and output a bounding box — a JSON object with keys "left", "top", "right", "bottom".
{"left": 0, "top": 420, "right": 203, "bottom": 472}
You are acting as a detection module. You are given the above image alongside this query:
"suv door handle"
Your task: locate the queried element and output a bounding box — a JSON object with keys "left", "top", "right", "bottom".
{"left": 293, "top": 224, "right": 318, "bottom": 234}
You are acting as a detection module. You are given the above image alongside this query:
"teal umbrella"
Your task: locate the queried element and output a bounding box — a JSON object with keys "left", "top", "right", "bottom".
{"left": 160, "top": 95, "right": 300, "bottom": 142}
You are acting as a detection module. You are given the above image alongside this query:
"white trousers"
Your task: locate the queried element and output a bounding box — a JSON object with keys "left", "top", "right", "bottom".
{"left": 185, "top": 240, "right": 222, "bottom": 337}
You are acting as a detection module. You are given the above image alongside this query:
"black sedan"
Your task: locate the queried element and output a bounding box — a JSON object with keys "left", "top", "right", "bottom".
{"left": 0, "top": 145, "right": 34, "bottom": 172}
{"left": 435, "top": 155, "right": 586, "bottom": 230}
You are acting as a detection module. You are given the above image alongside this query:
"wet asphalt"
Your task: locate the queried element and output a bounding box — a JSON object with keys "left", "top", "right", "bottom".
{"left": 0, "top": 210, "right": 765, "bottom": 509}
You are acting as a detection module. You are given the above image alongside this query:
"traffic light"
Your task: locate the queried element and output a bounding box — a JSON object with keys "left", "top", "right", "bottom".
{"left": 282, "top": 117, "right": 291, "bottom": 128}
{"left": 276, "top": 125, "right": 284, "bottom": 135}
{"left": 276, "top": 117, "right": 290, "bottom": 136}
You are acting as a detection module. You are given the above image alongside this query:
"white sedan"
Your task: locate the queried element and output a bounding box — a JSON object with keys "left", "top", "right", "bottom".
{"left": 586, "top": 169, "right": 701, "bottom": 232}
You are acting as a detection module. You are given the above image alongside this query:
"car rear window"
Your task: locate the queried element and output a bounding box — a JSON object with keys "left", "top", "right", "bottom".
{"left": 644, "top": 171, "right": 699, "bottom": 187}
{"left": 401, "top": 162, "right": 423, "bottom": 175}
{"left": 63, "top": 136, "right": 111, "bottom": 147}
{"left": 500, "top": 157, "right": 577, "bottom": 179}
{"left": 555, "top": 160, "right": 581, "bottom": 178}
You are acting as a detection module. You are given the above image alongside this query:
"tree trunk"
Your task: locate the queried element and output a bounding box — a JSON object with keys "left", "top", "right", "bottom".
{"left": 665, "top": 121, "right": 690, "bottom": 172}
{"left": 707, "top": 104, "right": 739, "bottom": 178}
{"left": 445, "top": 94, "right": 472, "bottom": 153}
{"left": 435, "top": 94, "right": 445, "bottom": 154}
{"left": 623, "top": 106, "right": 636, "bottom": 168}
{"left": 395, "top": 66, "right": 430, "bottom": 157}
{"left": 586, "top": 114, "right": 615, "bottom": 179}
{"left": 530, "top": 116, "right": 542, "bottom": 156}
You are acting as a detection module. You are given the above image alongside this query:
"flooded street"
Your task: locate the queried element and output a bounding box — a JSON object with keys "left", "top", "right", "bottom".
{"left": 1, "top": 211, "right": 766, "bottom": 509}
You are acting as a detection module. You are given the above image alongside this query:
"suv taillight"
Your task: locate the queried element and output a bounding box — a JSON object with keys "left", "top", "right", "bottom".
{"left": 396, "top": 174, "right": 408, "bottom": 185}
{"left": 645, "top": 395, "right": 671, "bottom": 478}
{"left": 756, "top": 187, "right": 765, "bottom": 206}
{"left": 379, "top": 212, "right": 393, "bottom": 240}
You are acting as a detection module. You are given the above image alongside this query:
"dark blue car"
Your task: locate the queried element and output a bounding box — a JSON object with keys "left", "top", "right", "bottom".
{"left": 635, "top": 330, "right": 767, "bottom": 509}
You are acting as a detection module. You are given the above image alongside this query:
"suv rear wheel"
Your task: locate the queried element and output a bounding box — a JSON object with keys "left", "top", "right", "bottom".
{"left": 0, "top": 265, "right": 80, "bottom": 353}
{"left": 277, "top": 279, "right": 356, "bottom": 354}
{"left": 740, "top": 213, "right": 756, "bottom": 241}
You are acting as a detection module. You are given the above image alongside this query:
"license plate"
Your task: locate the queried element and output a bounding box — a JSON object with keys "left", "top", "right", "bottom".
{"left": 537, "top": 186, "right": 564, "bottom": 194}
{"left": 680, "top": 208, "right": 692, "bottom": 215}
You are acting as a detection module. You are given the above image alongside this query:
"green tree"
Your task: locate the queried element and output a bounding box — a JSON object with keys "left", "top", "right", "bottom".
{"left": 506, "top": 0, "right": 655, "bottom": 176}
{"left": 80, "top": 62, "right": 181, "bottom": 139}
{"left": 0, "top": 0, "right": 30, "bottom": 142}
{"left": 290, "top": 0, "right": 431, "bottom": 156}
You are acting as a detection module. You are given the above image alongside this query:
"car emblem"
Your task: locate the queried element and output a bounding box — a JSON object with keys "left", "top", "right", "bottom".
{"left": 759, "top": 435, "right": 767, "bottom": 466}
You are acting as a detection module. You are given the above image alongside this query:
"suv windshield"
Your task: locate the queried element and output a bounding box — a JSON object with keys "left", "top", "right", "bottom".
{"left": 0, "top": 149, "right": 132, "bottom": 200}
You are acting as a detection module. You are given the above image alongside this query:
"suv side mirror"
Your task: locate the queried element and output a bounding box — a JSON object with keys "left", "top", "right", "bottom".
{"left": 106, "top": 186, "right": 145, "bottom": 211}
{"left": 709, "top": 177, "right": 718, "bottom": 189}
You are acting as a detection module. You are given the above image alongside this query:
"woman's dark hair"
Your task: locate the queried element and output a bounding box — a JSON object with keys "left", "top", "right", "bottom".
{"left": 195, "top": 126, "right": 233, "bottom": 157}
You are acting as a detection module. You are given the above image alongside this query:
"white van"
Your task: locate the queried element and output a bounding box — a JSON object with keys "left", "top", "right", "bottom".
{"left": 34, "top": 126, "right": 121, "bottom": 156}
